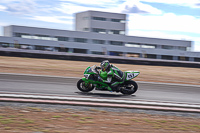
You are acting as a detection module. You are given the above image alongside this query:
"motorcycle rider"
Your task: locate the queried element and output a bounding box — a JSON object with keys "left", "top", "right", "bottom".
{"left": 97, "top": 60, "right": 125, "bottom": 91}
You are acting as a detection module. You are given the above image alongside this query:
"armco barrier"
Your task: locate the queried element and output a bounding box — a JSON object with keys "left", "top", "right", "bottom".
{"left": 0, "top": 48, "right": 199, "bottom": 68}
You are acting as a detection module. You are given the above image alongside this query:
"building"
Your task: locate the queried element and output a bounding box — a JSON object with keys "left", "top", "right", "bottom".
{"left": 0, "top": 10, "right": 200, "bottom": 62}
{"left": 76, "top": 10, "right": 126, "bottom": 35}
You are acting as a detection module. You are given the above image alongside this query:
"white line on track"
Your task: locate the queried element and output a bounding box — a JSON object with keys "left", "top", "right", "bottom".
{"left": 0, "top": 91, "right": 200, "bottom": 109}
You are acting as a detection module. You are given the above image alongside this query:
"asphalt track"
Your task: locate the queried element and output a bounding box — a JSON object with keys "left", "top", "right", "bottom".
{"left": 0, "top": 73, "right": 200, "bottom": 112}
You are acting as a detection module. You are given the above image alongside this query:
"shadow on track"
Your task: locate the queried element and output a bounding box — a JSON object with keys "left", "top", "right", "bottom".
{"left": 75, "top": 92, "right": 136, "bottom": 98}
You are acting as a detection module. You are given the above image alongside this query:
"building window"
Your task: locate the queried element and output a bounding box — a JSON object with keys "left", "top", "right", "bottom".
{"left": 146, "top": 54, "right": 157, "bottom": 59}
{"left": 56, "top": 36, "right": 68, "bottom": 41}
{"left": 110, "top": 41, "right": 123, "bottom": 46}
{"left": 125, "top": 43, "right": 140, "bottom": 48}
{"left": 194, "top": 58, "right": 200, "bottom": 62}
{"left": 52, "top": 37, "right": 58, "bottom": 41}
{"left": 74, "top": 48, "right": 87, "bottom": 54}
{"left": 35, "top": 46, "right": 54, "bottom": 51}
{"left": 34, "top": 35, "right": 52, "bottom": 40}
{"left": 92, "top": 39, "right": 105, "bottom": 44}
{"left": 92, "top": 51, "right": 103, "bottom": 55}
{"left": 126, "top": 53, "right": 140, "bottom": 58}
{"left": 120, "top": 31, "right": 125, "bottom": 35}
{"left": 15, "top": 33, "right": 33, "bottom": 39}
{"left": 0, "top": 42, "right": 9, "bottom": 48}
{"left": 178, "top": 46, "right": 186, "bottom": 51}
{"left": 141, "top": 44, "right": 156, "bottom": 49}
{"left": 74, "top": 38, "right": 87, "bottom": 43}
{"left": 20, "top": 44, "right": 33, "bottom": 49}
{"left": 108, "top": 30, "right": 125, "bottom": 35}
{"left": 92, "top": 28, "right": 106, "bottom": 34}
{"left": 108, "top": 30, "right": 120, "bottom": 35}
{"left": 162, "top": 45, "right": 173, "bottom": 50}
{"left": 162, "top": 55, "right": 173, "bottom": 60}
{"left": 14, "top": 33, "right": 22, "bottom": 37}
{"left": 120, "top": 20, "right": 126, "bottom": 23}
{"left": 32, "top": 36, "right": 40, "bottom": 39}
{"left": 55, "top": 47, "right": 68, "bottom": 52}
{"left": 186, "top": 47, "right": 191, "bottom": 51}
{"left": 44, "top": 47, "right": 54, "bottom": 51}
{"left": 14, "top": 33, "right": 29, "bottom": 38}
{"left": 109, "top": 51, "right": 123, "bottom": 56}
{"left": 111, "top": 19, "right": 121, "bottom": 22}
{"left": 92, "top": 17, "right": 106, "bottom": 21}
{"left": 35, "top": 45, "right": 45, "bottom": 50}
{"left": 178, "top": 56, "right": 189, "bottom": 61}
{"left": 111, "top": 19, "right": 125, "bottom": 23}
{"left": 83, "top": 28, "right": 89, "bottom": 31}
{"left": 83, "top": 17, "right": 89, "bottom": 20}
{"left": 14, "top": 32, "right": 69, "bottom": 42}
{"left": 40, "top": 35, "right": 51, "bottom": 40}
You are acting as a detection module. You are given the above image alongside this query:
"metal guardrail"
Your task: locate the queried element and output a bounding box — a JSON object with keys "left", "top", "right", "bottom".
{"left": 0, "top": 48, "right": 199, "bottom": 68}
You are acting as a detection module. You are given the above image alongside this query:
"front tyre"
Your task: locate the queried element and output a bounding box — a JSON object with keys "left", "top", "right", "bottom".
{"left": 120, "top": 80, "right": 138, "bottom": 95}
{"left": 77, "top": 79, "right": 94, "bottom": 92}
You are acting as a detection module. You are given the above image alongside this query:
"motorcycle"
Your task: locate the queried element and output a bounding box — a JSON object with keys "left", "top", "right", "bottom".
{"left": 77, "top": 65, "right": 140, "bottom": 95}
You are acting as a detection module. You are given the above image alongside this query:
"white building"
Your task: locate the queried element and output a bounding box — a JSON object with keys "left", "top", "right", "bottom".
{"left": 0, "top": 10, "right": 200, "bottom": 62}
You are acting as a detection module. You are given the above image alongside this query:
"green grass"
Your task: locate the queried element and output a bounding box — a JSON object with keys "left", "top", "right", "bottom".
{"left": 89, "top": 109, "right": 100, "bottom": 112}
{"left": 190, "top": 125, "right": 200, "bottom": 129}
{"left": 157, "top": 120, "right": 167, "bottom": 123}
{"left": 153, "top": 125, "right": 163, "bottom": 129}
{"left": 27, "top": 107, "right": 42, "bottom": 112}
{"left": 178, "top": 127, "right": 188, "bottom": 131}
{"left": 80, "top": 117, "right": 93, "bottom": 120}
{"left": 78, "top": 120, "right": 94, "bottom": 124}
{"left": 20, "top": 119, "right": 34, "bottom": 124}
{"left": 8, "top": 115, "right": 18, "bottom": 118}
{"left": 0, "top": 119, "right": 14, "bottom": 124}
{"left": 131, "top": 119, "right": 140, "bottom": 122}
{"left": 143, "top": 119, "right": 152, "bottom": 123}
{"left": 71, "top": 114, "right": 80, "bottom": 117}
{"left": 52, "top": 115, "right": 62, "bottom": 118}
{"left": 114, "top": 123, "right": 130, "bottom": 126}
{"left": 131, "top": 119, "right": 168, "bottom": 124}
{"left": 43, "top": 119, "right": 51, "bottom": 121}
{"left": 4, "top": 127, "right": 12, "bottom": 130}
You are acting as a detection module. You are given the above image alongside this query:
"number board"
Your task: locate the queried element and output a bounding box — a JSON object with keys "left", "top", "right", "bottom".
{"left": 126, "top": 73, "right": 135, "bottom": 80}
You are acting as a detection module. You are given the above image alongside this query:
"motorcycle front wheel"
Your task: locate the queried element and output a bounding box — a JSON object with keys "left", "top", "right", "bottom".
{"left": 77, "top": 79, "right": 94, "bottom": 92}
{"left": 120, "top": 80, "right": 138, "bottom": 95}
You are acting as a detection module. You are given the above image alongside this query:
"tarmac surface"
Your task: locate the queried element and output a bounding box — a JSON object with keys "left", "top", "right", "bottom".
{"left": 0, "top": 73, "right": 200, "bottom": 112}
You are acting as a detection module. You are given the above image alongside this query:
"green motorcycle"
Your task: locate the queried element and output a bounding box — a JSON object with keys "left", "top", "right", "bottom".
{"left": 77, "top": 65, "right": 140, "bottom": 95}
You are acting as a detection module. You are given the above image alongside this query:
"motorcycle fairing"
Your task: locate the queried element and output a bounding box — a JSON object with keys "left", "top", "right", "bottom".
{"left": 125, "top": 71, "right": 140, "bottom": 81}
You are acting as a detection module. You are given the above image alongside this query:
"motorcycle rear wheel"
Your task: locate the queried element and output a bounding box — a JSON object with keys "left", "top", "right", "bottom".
{"left": 77, "top": 79, "right": 94, "bottom": 92}
{"left": 120, "top": 80, "right": 138, "bottom": 95}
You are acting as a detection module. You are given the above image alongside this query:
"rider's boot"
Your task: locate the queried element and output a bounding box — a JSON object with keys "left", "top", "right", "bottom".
{"left": 106, "top": 86, "right": 112, "bottom": 91}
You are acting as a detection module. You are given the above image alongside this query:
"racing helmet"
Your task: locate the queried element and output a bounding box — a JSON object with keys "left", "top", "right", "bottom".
{"left": 100, "top": 60, "right": 110, "bottom": 72}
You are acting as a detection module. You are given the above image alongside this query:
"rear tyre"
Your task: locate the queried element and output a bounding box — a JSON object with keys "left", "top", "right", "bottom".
{"left": 120, "top": 80, "right": 138, "bottom": 95}
{"left": 77, "top": 79, "right": 94, "bottom": 92}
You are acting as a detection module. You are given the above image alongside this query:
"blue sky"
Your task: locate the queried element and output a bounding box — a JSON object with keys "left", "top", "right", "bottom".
{"left": 0, "top": 0, "right": 200, "bottom": 51}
